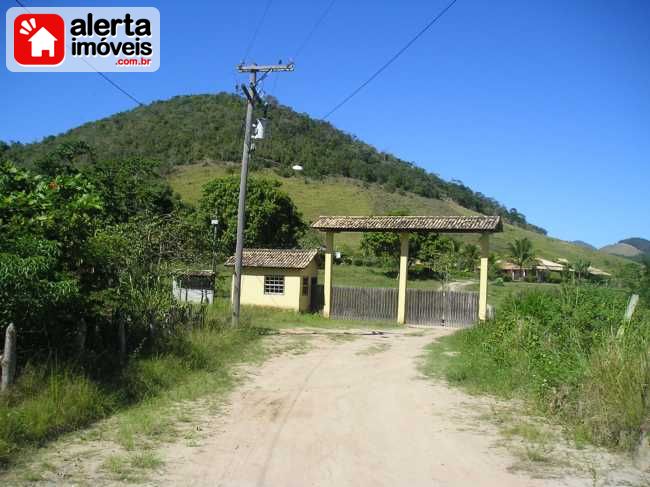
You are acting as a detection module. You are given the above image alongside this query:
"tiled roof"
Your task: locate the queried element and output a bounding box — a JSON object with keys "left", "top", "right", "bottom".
{"left": 311, "top": 215, "right": 502, "bottom": 233}
{"left": 224, "top": 248, "right": 318, "bottom": 269}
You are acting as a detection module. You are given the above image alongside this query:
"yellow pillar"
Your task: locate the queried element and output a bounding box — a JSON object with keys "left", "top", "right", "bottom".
{"left": 323, "top": 232, "right": 334, "bottom": 318}
{"left": 479, "top": 234, "right": 490, "bottom": 321}
{"left": 397, "top": 232, "right": 409, "bottom": 325}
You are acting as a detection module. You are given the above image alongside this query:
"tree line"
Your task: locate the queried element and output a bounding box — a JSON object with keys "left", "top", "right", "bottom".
{"left": 0, "top": 143, "right": 304, "bottom": 370}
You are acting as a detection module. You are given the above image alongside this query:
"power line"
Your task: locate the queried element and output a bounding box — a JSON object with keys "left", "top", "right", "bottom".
{"left": 242, "top": 0, "right": 274, "bottom": 62}
{"left": 269, "top": 1, "right": 338, "bottom": 100}
{"left": 322, "top": 0, "right": 459, "bottom": 120}
{"left": 294, "top": 0, "right": 337, "bottom": 59}
{"left": 13, "top": 0, "right": 144, "bottom": 107}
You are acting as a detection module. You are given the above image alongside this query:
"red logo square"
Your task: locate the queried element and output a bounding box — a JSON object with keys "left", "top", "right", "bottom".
{"left": 14, "top": 14, "right": 65, "bottom": 66}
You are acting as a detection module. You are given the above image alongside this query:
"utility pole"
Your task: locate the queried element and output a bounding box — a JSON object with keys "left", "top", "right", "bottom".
{"left": 232, "top": 62, "right": 295, "bottom": 326}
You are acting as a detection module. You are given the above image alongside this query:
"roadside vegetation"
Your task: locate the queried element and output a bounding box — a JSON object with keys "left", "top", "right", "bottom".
{"left": 424, "top": 283, "right": 650, "bottom": 452}
{"left": 0, "top": 143, "right": 305, "bottom": 468}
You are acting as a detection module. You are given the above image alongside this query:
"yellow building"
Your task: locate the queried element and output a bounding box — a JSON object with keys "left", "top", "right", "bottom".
{"left": 225, "top": 249, "right": 319, "bottom": 312}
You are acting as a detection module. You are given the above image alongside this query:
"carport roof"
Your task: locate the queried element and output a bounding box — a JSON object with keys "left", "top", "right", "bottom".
{"left": 311, "top": 216, "right": 502, "bottom": 234}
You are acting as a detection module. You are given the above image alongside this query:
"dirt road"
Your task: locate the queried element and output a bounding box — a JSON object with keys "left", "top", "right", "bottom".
{"left": 153, "top": 328, "right": 627, "bottom": 487}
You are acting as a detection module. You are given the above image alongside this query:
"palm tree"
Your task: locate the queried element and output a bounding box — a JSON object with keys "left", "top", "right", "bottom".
{"left": 507, "top": 238, "right": 534, "bottom": 279}
{"left": 572, "top": 259, "right": 591, "bottom": 281}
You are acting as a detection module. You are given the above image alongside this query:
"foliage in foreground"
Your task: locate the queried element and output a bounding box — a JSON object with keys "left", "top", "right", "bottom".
{"left": 0, "top": 324, "right": 266, "bottom": 468}
{"left": 425, "top": 285, "right": 650, "bottom": 451}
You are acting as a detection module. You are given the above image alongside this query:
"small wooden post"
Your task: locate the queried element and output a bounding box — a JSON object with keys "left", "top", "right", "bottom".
{"left": 1, "top": 323, "right": 17, "bottom": 392}
{"left": 478, "top": 234, "right": 490, "bottom": 322}
{"left": 397, "top": 232, "right": 409, "bottom": 325}
{"left": 323, "top": 232, "right": 334, "bottom": 318}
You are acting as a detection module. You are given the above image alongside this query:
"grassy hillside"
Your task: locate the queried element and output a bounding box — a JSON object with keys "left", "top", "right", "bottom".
{"left": 169, "top": 162, "right": 630, "bottom": 272}
{"left": 4, "top": 93, "right": 543, "bottom": 234}
{"left": 2, "top": 93, "right": 631, "bottom": 272}
{"left": 601, "top": 242, "right": 643, "bottom": 258}
{"left": 621, "top": 237, "right": 650, "bottom": 253}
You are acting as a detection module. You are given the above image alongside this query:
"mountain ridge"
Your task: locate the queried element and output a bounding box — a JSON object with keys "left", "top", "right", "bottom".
{"left": 600, "top": 237, "right": 650, "bottom": 260}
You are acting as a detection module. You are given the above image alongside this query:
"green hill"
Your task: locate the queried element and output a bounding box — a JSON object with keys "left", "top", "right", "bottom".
{"left": 2, "top": 93, "right": 630, "bottom": 273}
{"left": 601, "top": 238, "right": 650, "bottom": 262}
{"left": 600, "top": 242, "right": 644, "bottom": 258}
{"left": 168, "top": 162, "right": 629, "bottom": 272}
{"left": 620, "top": 238, "right": 650, "bottom": 255}
{"left": 4, "top": 93, "right": 544, "bottom": 234}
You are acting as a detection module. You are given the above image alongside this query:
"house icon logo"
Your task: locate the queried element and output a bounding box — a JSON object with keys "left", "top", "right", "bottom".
{"left": 13, "top": 14, "right": 65, "bottom": 66}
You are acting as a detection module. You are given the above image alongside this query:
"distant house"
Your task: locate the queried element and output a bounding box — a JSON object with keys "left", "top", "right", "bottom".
{"left": 29, "top": 27, "right": 57, "bottom": 57}
{"left": 497, "top": 260, "right": 533, "bottom": 281}
{"left": 498, "top": 257, "right": 611, "bottom": 282}
{"left": 497, "top": 257, "right": 565, "bottom": 282}
{"left": 225, "top": 249, "right": 319, "bottom": 312}
{"left": 173, "top": 270, "right": 215, "bottom": 304}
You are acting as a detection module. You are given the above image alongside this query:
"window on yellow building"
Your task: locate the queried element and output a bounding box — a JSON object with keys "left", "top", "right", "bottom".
{"left": 264, "top": 275, "right": 285, "bottom": 295}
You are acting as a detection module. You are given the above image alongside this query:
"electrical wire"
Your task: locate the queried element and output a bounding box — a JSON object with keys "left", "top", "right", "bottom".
{"left": 13, "top": 0, "right": 144, "bottom": 106}
{"left": 322, "top": 0, "right": 459, "bottom": 120}
{"left": 242, "top": 0, "right": 274, "bottom": 63}
{"left": 293, "top": 0, "right": 337, "bottom": 59}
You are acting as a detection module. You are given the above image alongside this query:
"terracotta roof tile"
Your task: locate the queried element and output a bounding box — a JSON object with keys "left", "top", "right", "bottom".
{"left": 311, "top": 215, "right": 502, "bottom": 233}
{"left": 224, "top": 248, "right": 318, "bottom": 269}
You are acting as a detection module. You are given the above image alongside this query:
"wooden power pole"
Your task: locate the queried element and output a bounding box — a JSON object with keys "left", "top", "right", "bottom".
{"left": 232, "top": 62, "right": 294, "bottom": 327}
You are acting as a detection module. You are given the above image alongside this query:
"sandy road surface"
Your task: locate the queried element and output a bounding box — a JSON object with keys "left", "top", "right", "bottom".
{"left": 154, "top": 328, "right": 600, "bottom": 487}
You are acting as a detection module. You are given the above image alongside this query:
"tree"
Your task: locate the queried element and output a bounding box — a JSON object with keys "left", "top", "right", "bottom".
{"left": 572, "top": 259, "right": 591, "bottom": 282}
{"left": 198, "top": 176, "right": 306, "bottom": 257}
{"left": 507, "top": 238, "right": 534, "bottom": 278}
{"left": 0, "top": 162, "right": 103, "bottom": 353}
{"left": 82, "top": 158, "right": 178, "bottom": 223}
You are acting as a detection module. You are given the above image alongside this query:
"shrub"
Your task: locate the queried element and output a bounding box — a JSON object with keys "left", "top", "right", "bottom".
{"left": 431, "top": 285, "right": 650, "bottom": 451}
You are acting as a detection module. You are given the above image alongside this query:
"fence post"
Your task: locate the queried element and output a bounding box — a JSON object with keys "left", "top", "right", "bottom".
{"left": 1, "top": 323, "right": 17, "bottom": 392}
{"left": 624, "top": 294, "right": 639, "bottom": 323}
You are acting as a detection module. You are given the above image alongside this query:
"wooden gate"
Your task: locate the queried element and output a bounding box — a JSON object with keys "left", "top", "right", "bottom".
{"left": 406, "top": 289, "right": 478, "bottom": 327}
{"left": 331, "top": 286, "right": 397, "bottom": 322}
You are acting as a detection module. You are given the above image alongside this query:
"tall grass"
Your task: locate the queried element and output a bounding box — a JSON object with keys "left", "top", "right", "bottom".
{"left": 0, "top": 322, "right": 266, "bottom": 467}
{"left": 425, "top": 285, "right": 650, "bottom": 451}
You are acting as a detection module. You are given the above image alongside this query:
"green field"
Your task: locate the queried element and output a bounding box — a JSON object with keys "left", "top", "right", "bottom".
{"left": 467, "top": 280, "right": 561, "bottom": 309}
{"left": 169, "top": 162, "right": 630, "bottom": 273}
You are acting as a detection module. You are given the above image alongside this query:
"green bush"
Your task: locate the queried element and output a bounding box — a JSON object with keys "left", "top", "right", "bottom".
{"left": 429, "top": 285, "right": 650, "bottom": 451}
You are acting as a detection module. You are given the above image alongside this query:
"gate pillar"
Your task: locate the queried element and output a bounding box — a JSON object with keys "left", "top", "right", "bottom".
{"left": 323, "top": 232, "right": 334, "bottom": 318}
{"left": 479, "top": 234, "right": 489, "bottom": 321}
{"left": 397, "top": 232, "right": 409, "bottom": 324}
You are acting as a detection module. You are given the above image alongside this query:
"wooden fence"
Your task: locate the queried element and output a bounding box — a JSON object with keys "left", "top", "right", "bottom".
{"left": 406, "top": 289, "right": 478, "bottom": 327}
{"left": 331, "top": 286, "right": 397, "bottom": 322}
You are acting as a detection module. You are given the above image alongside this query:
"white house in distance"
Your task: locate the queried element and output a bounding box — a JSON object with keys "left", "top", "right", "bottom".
{"left": 225, "top": 249, "right": 319, "bottom": 312}
{"left": 29, "top": 27, "right": 57, "bottom": 57}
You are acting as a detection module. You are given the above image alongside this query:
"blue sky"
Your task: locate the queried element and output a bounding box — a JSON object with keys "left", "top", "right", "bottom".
{"left": 2, "top": 0, "right": 649, "bottom": 248}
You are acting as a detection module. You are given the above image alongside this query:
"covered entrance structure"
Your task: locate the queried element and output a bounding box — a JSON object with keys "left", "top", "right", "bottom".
{"left": 311, "top": 215, "right": 503, "bottom": 326}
